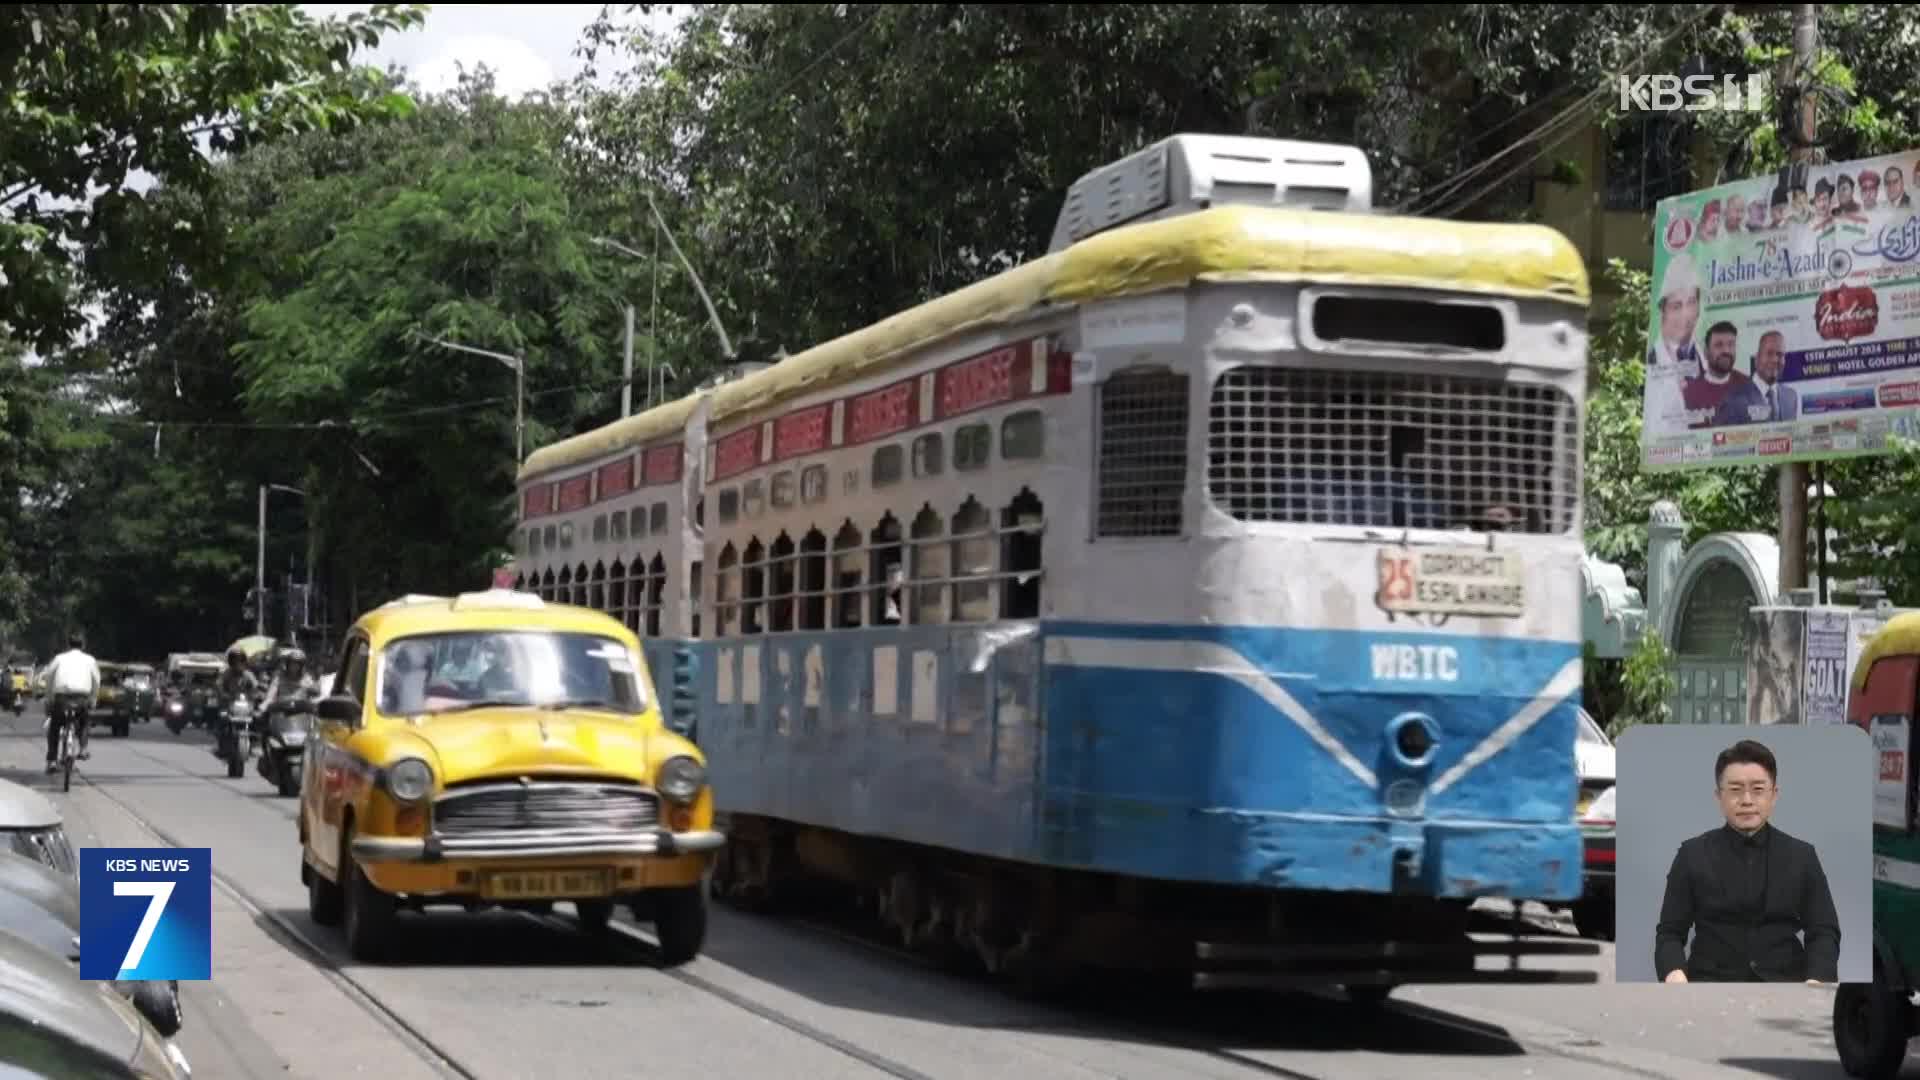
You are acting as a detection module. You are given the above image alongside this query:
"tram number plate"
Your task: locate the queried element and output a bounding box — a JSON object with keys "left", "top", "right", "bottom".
{"left": 1376, "top": 546, "right": 1527, "bottom": 618}
{"left": 480, "top": 869, "right": 612, "bottom": 900}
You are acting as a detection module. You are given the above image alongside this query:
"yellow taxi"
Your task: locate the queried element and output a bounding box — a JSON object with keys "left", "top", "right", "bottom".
{"left": 297, "top": 589, "right": 722, "bottom": 964}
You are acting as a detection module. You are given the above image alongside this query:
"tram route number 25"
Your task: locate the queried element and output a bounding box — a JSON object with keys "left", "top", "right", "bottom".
{"left": 1378, "top": 555, "right": 1416, "bottom": 604}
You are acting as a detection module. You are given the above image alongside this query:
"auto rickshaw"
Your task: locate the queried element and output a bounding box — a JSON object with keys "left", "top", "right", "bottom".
{"left": 90, "top": 663, "right": 133, "bottom": 737}
{"left": 1836, "top": 611, "right": 1920, "bottom": 1077}
{"left": 2, "top": 658, "right": 31, "bottom": 715}
{"left": 163, "top": 653, "right": 226, "bottom": 734}
{"left": 115, "top": 663, "right": 158, "bottom": 729}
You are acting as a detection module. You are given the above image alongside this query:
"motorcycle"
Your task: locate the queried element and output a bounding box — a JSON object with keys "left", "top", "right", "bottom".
{"left": 255, "top": 695, "right": 312, "bottom": 798}
{"left": 162, "top": 695, "right": 188, "bottom": 735}
{"left": 213, "top": 695, "right": 256, "bottom": 780}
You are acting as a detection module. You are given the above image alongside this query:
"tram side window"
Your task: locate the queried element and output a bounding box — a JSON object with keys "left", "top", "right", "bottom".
{"left": 1003, "top": 410, "right": 1045, "bottom": 460}
{"left": 951, "top": 497, "right": 995, "bottom": 621}
{"left": 870, "top": 515, "right": 904, "bottom": 626}
{"left": 769, "top": 533, "right": 796, "bottom": 633}
{"left": 690, "top": 560, "right": 703, "bottom": 638}
{"left": 873, "top": 445, "right": 904, "bottom": 489}
{"left": 611, "top": 512, "right": 627, "bottom": 542}
{"left": 909, "top": 505, "right": 948, "bottom": 624}
{"left": 529, "top": 529, "right": 542, "bottom": 556}
{"left": 1002, "top": 489, "right": 1044, "bottom": 618}
{"left": 954, "top": 423, "right": 992, "bottom": 472}
{"left": 718, "top": 489, "right": 739, "bottom": 524}
{"left": 744, "top": 480, "right": 765, "bottom": 519}
{"left": 593, "top": 516, "right": 608, "bottom": 544}
{"left": 801, "top": 466, "right": 828, "bottom": 504}
{"left": 630, "top": 506, "right": 646, "bottom": 538}
{"left": 1096, "top": 368, "right": 1189, "bottom": 537}
{"left": 771, "top": 471, "right": 796, "bottom": 510}
{"left": 832, "top": 522, "right": 863, "bottom": 628}
{"left": 609, "top": 560, "right": 628, "bottom": 626}
{"left": 715, "top": 543, "right": 738, "bottom": 637}
{"left": 647, "top": 554, "right": 666, "bottom": 637}
{"left": 742, "top": 538, "right": 766, "bottom": 634}
{"left": 799, "top": 529, "right": 828, "bottom": 630}
{"left": 912, "top": 434, "right": 943, "bottom": 478}
{"left": 651, "top": 503, "right": 668, "bottom": 534}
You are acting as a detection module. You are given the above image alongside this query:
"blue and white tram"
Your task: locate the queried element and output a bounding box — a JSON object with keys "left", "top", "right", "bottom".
{"left": 512, "top": 133, "right": 1599, "bottom": 994}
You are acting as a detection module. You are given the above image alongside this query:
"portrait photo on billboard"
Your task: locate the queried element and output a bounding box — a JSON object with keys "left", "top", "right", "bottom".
{"left": 1641, "top": 149, "right": 1920, "bottom": 472}
{"left": 1613, "top": 724, "right": 1871, "bottom": 985}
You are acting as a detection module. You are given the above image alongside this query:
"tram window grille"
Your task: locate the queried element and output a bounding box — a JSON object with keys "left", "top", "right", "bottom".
{"left": 1096, "top": 369, "right": 1190, "bottom": 537}
{"left": 771, "top": 471, "right": 795, "bottom": 509}
{"left": 1205, "top": 366, "right": 1577, "bottom": 534}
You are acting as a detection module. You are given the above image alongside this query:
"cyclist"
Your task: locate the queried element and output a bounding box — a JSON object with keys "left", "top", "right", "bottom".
{"left": 41, "top": 632, "right": 101, "bottom": 773}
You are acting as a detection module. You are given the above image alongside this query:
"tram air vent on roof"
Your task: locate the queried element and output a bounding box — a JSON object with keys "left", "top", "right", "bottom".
{"left": 1048, "top": 134, "right": 1373, "bottom": 253}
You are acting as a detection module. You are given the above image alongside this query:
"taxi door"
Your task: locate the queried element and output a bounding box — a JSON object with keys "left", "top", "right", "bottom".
{"left": 1852, "top": 652, "right": 1920, "bottom": 979}
{"left": 305, "top": 634, "right": 371, "bottom": 879}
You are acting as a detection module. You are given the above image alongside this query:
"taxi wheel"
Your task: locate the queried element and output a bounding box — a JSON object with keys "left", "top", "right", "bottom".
{"left": 307, "top": 854, "right": 343, "bottom": 927}
{"left": 575, "top": 899, "right": 614, "bottom": 932}
{"left": 651, "top": 886, "right": 707, "bottom": 968}
{"left": 1836, "top": 968, "right": 1912, "bottom": 1079}
{"left": 341, "top": 828, "right": 396, "bottom": 961}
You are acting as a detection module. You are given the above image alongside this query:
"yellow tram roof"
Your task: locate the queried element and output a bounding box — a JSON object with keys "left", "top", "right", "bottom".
{"left": 1852, "top": 610, "right": 1920, "bottom": 692}
{"left": 518, "top": 204, "right": 1589, "bottom": 483}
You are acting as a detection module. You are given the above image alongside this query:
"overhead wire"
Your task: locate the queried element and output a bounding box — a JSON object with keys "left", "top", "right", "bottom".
{"left": 1398, "top": 3, "right": 1730, "bottom": 220}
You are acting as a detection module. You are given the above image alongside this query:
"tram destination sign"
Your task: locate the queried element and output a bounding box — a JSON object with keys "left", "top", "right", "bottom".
{"left": 1375, "top": 546, "right": 1527, "bottom": 618}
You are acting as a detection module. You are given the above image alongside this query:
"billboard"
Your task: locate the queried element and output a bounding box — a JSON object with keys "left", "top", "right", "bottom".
{"left": 1642, "top": 149, "right": 1920, "bottom": 471}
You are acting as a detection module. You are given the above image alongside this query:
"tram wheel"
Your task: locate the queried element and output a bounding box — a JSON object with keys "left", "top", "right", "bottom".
{"left": 1835, "top": 972, "right": 1912, "bottom": 1079}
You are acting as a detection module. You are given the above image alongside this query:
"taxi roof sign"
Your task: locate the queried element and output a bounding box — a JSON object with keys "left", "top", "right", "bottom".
{"left": 449, "top": 589, "right": 546, "bottom": 612}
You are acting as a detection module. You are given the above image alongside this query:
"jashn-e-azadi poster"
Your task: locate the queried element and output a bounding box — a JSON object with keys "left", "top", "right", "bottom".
{"left": 1643, "top": 149, "right": 1920, "bottom": 471}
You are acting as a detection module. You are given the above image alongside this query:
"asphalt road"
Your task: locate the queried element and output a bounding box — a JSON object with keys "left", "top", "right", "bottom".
{"left": 0, "top": 706, "right": 1873, "bottom": 1080}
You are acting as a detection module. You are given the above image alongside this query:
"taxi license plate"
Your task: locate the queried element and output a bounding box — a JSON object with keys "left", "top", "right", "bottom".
{"left": 480, "top": 869, "right": 612, "bottom": 901}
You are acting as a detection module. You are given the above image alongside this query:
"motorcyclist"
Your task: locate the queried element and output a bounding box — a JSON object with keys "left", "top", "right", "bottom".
{"left": 217, "top": 647, "right": 261, "bottom": 703}
{"left": 39, "top": 632, "right": 100, "bottom": 773}
{"left": 265, "top": 648, "right": 317, "bottom": 711}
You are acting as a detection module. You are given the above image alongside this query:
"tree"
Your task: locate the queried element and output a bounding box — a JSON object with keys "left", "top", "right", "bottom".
{"left": 0, "top": 3, "right": 427, "bottom": 353}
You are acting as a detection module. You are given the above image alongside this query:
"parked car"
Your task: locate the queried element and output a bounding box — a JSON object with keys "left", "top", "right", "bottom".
{"left": 1565, "top": 709, "right": 1617, "bottom": 941}
{"left": 298, "top": 589, "right": 724, "bottom": 964}
{"left": 0, "top": 928, "right": 190, "bottom": 1078}
{"left": 0, "top": 850, "right": 183, "bottom": 1037}
{"left": 0, "top": 778, "right": 76, "bottom": 876}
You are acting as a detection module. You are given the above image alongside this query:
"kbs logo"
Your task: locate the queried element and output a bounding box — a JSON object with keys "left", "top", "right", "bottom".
{"left": 78, "top": 848, "right": 212, "bottom": 981}
{"left": 1619, "top": 73, "right": 1770, "bottom": 113}
{"left": 1815, "top": 285, "right": 1880, "bottom": 342}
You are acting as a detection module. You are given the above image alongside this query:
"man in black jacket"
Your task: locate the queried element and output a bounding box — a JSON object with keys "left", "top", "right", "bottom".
{"left": 1655, "top": 738, "right": 1841, "bottom": 984}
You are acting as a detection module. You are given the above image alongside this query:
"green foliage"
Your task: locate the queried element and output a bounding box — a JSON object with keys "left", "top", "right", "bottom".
{"left": 1611, "top": 629, "right": 1677, "bottom": 738}
{"left": 0, "top": 3, "right": 427, "bottom": 353}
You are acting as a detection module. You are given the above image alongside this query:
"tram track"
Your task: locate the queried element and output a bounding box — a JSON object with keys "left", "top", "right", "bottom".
{"left": 89, "top": 729, "right": 1339, "bottom": 1080}
{"left": 23, "top": 724, "right": 1679, "bottom": 1080}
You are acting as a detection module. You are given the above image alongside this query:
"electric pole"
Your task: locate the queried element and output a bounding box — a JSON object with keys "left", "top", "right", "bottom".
{"left": 1777, "top": 2, "right": 1818, "bottom": 595}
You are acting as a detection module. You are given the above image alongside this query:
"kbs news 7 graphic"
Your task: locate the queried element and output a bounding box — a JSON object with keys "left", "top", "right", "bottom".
{"left": 78, "top": 847, "right": 213, "bottom": 981}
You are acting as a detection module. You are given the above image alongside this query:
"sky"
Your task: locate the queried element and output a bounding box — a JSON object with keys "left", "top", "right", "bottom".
{"left": 300, "top": 3, "right": 687, "bottom": 98}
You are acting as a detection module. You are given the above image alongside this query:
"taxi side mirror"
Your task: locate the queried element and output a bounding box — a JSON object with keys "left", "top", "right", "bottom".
{"left": 315, "top": 695, "right": 360, "bottom": 725}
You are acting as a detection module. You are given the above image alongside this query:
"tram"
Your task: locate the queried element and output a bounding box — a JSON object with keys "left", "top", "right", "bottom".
{"left": 511, "top": 133, "right": 1599, "bottom": 995}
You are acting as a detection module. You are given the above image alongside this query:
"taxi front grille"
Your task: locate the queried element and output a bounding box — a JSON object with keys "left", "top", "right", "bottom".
{"left": 432, "top": 782, "right": 660, "bottom": 835}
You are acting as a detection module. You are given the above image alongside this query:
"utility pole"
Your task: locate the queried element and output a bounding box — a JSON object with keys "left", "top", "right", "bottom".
{"left": 1777, "top": 2, "right": 1818, "bottom": 595}
{"left": 255, "top": 486, "right": 266, "bottom": 636}
{"left": 622, "top": 304, "right": 636, "bottom": 418}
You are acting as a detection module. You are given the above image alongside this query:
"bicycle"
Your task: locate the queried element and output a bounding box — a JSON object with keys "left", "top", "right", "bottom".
{"left": 47, "top": 695, "right": 88, "bottom": 793}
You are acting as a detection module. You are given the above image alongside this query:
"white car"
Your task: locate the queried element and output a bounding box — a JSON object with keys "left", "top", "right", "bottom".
{"left": 1570, "top": 709, "right": 1617, "bottom": 941}
{"left": 0, "top": 777, "right": 76, "bottom": 875}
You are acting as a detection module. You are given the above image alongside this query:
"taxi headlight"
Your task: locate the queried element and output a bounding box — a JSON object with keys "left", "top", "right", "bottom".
{"left": 384, "top": 758, "right": 433, "bottom": 802}
{"left": 658, "top": 756, "right": 706, "bottom": 805}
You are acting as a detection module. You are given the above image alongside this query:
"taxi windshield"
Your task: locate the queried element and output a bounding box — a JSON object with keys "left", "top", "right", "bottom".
{"left": 377, "top": 630, "right": 647, "bottom": 716}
